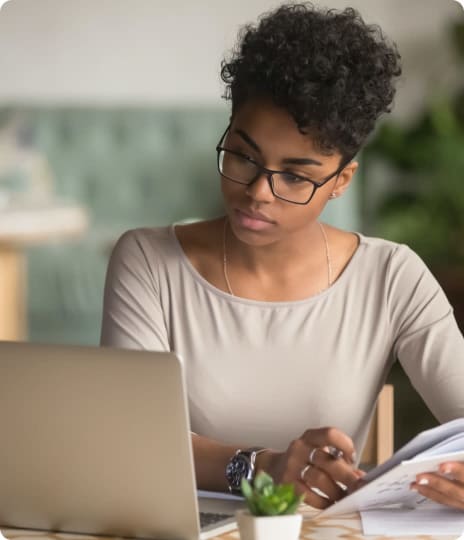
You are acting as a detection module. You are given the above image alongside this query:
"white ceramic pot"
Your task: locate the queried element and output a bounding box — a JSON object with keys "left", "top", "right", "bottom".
{"left": 235, "top": 509, "right": 303, "bottom": 540}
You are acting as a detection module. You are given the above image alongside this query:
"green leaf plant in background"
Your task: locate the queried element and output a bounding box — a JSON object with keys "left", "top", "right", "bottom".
{"left": 364, "top": 95, "right": 464, "bottom": 266}
{"left": 240, "top": 472, "right": 304, "bottom": 517}
{"left": 362, "top": 17, "right": 464, "bottom": 330}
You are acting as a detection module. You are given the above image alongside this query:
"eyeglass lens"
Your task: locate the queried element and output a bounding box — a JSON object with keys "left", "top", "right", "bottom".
{"left": 218, "top": 149, "right": 315, "bottom": 204}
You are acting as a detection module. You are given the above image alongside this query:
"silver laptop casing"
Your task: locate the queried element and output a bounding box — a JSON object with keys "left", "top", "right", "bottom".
{"left": 0, "top": 341, "right": 239, "bottom": 540}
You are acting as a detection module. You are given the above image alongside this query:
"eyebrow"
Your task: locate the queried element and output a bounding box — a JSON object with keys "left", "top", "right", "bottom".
{"left": 234, "top": 128, "right": 323, "bottom": 166}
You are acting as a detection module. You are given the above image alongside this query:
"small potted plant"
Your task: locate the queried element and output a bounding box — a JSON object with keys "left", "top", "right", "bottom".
{"left": 236, "top": 471, "right": 304, "bottom": 540}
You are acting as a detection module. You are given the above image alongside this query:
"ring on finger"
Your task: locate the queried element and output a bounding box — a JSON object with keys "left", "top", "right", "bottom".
{"left": 300, "top": 464, "right": 312, "bottom": 481}
{"left": 309, "top": 447, "right": 319, "bottom": 464}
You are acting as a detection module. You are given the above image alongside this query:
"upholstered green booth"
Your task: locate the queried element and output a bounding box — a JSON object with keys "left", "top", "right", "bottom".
{"left": 0, "top": 107, "right": 360, "bottom": 346}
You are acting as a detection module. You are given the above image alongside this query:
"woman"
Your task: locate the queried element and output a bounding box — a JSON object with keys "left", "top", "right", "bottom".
{"left": 101, "top": 3, "right": 464, "bottom": 510}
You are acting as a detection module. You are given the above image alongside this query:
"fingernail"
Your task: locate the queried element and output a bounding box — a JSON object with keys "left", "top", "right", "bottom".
{"left": 442, "top": 465, "right": 452, "bottom": 474}
{"left": 418, "top": 478, "right": 429, "bottom": 486}
{"left": 351, "top": 451, "right": 357, "bottom": 463}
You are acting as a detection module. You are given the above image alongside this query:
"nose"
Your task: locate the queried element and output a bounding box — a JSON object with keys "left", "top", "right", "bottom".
{"left": 245, "top": 172, "right": 275, "bottom": 203}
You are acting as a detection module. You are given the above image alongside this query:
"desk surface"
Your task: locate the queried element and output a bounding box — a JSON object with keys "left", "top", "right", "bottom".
{"left": 2, "top": 510, "right": 456, "bottom": 540}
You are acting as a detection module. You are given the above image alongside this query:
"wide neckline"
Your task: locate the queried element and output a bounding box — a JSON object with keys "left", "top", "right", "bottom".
{"left": 169, "top": 223, "right": 365, "bottom": 308}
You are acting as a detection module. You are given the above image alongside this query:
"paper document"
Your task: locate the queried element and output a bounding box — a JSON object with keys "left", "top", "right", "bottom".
{"left": 321, "top": 450, "right": 464, "bottom": 517}
{"left": 320, "top": 418, "right": 464, "bottom": 518}
{"left": 360, "top": 506, "right": 464, "bottom": 536}
{"left": 363, "top": 418, "right": 464, "bottom": 484}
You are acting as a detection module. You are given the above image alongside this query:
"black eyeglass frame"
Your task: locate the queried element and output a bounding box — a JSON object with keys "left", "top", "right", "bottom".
{"left": 216, "top": 125, "right": 351, "bottom": 205}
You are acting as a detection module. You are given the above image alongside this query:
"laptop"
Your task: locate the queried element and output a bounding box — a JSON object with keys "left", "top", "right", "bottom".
{"left": 0, "top": 341, "right": 245, "bottom": 539}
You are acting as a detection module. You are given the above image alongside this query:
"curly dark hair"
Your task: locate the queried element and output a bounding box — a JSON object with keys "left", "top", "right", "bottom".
{"left": 221, "top": 3, "right": 402, "bottom": 161}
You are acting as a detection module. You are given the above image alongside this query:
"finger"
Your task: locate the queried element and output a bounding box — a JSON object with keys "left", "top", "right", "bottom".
{"left": 412, "top": 473, "right": 464, "bottom": 510}
{"left": 349, "top": 476, "right": 367, "bottom": 494}
{"left": 411, "top": 478, "right": 464, "bottom": 511}
{"left": 302, "top": 427, "right": 356, "bottom": 464}
{"left": 439, "top": 461, "right": 464, "bottom": 483}
{"left": 294, "top": 480, "right": 332, "bottom": 510}
{"left": 310, "top": 447, "right": 360, "bottom": 490}
{"left": 301, "top": 464, "right": 345, "bottom": 502}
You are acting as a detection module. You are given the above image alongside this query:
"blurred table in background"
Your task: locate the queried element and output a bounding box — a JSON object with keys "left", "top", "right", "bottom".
{"left": 0, "top": 200, "right": 88, "bottom": 340}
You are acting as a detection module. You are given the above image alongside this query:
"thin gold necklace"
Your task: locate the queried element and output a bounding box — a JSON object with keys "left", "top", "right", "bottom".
{"left": 222, "top": 218, "right": 332, "bottom": 297}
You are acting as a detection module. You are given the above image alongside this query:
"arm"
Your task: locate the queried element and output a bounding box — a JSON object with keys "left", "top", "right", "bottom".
{"left": 388, "top": 245, "right": 464, "bottom": 421}
{"left": 100, "top": 229, "right": 170, "bottom": 351}
{"left": 194, "top": 429, "right": 362, "bottom": 508}
{"left": 193, "top": 434, "right": 248, "bottom": 492}
{"left": 100, "top": 231, "right": 255, "bottom": 490}
{"left": 388, "top": 245, "right": 464, "bottom": 509}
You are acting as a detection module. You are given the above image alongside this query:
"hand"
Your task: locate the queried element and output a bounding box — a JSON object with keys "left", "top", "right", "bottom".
{"left": 256, "top": 427, "right": 364, "bottom": 509}
{"left": 411, "top": 461, "right": 464, "bottom": 510}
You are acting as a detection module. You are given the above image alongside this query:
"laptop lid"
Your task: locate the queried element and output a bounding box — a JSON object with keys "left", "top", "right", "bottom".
{"left": 0, "top": 341, "right": 203, "bottom": 540}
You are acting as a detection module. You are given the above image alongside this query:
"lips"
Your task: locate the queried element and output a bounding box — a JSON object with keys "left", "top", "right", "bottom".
{"left": 234, "top": 208, "right": 275, "bottom": 231}
{"left": 236, "top": 208, "right": 274, "bottom": 223}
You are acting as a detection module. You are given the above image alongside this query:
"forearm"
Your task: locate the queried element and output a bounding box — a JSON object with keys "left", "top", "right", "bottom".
{"left": 192, "top": 433, "right": 276, "bottom": 492}
{"left": 192, "top": 433, "right": 238, "bottom": 491}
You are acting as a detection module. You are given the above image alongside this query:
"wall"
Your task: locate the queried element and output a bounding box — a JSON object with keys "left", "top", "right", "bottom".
{"left": 0, "top": 0, "right": 462, "bottom": 122}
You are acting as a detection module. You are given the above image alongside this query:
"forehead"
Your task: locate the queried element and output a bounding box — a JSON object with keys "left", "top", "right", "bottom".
{"left": 230, "top": 98, "right": 337, "bottom": 162}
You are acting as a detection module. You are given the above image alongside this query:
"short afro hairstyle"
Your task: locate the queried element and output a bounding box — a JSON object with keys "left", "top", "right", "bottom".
{"left": 221, "top": 2, "right": 402, "bottom": 162}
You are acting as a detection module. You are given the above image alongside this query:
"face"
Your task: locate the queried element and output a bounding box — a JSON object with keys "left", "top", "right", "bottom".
{"left": 219, "top": 98, "right": 358, "bottom": 246}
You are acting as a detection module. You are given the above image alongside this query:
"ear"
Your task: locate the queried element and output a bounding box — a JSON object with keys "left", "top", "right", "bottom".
{"left": 330, "top": 161, "right": 358, "bottom": 199}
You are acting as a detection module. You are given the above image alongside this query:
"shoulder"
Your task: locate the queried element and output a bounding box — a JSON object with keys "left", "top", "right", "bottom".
{"left": 110, "top": 226, "right": 176, "bottom": 264}
{"left": 358, "top": 234, "right": 433, "bottom": 280}
{"left": 173, "top": 217, "right": 224, "bottom": 274}
{"left": 113, "top": 226, "right": 173, "bottom": 252}
{"left": 348, "top": 231, "right": 424, "bottom": 274}
{"left": 108, "top": 219, "right": 222, "bottom": 275}
{"left": 323, "top": 225, "right": 401, "bottom": 280}
{"left": 358, "top": 235, "right": 452, "bottom": 326}
{"left": 106, "top": 226, "right": 180, "bottom": 288}
{"left": 329, "top": 225, "right": 439, "bottom": 290}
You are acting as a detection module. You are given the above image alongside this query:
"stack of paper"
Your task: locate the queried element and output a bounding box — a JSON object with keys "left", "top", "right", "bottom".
{"left": 360, "top": 506, "right": 464, "bottom": 536}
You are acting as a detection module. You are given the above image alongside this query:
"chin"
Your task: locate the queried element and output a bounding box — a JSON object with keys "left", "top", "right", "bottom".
{"left": 227, "top": 212, "right": 278, "bottom": 246}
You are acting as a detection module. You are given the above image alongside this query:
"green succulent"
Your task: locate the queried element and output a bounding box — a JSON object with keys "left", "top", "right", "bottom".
{"left": 240, "top": 472, "right": 304, "bottom": 517}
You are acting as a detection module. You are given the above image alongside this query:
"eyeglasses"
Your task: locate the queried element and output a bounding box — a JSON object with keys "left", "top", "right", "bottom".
{"left": 216, "top": 125, "right": 349, "bottom": 205}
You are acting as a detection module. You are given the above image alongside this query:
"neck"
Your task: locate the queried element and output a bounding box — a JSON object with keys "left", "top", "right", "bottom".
{"left": 223, "top": 215, "right": 332, "bottom": 296}
{"left": 223, "top": 217, "right": 330, "bottom": 285}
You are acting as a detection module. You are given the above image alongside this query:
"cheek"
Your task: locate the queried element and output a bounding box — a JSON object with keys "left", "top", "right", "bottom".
{"left": 307, "top": 184, "right": 332, "bottom": 213}
{"left": 221, "top": 177, "right": 246, "bottom": 201}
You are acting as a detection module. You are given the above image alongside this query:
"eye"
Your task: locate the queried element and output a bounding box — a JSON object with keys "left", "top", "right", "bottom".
{"left": 232, "top": 149, "right": 256, "bottom": 163}
{"left": 279, "top": 172, "right": 309, "bottom": 184}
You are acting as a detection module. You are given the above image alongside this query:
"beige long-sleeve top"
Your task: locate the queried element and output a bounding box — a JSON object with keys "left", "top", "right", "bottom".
{"left": 100, "top": 225, "right": 464, "bottom": 455}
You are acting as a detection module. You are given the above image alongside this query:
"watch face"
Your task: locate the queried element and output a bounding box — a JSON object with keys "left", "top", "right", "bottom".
{"left": 226, "top": 454, "right": 251, "bottom": 489}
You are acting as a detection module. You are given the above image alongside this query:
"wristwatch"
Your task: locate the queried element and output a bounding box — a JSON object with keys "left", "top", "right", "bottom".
{"left": 225, "top": 447, "right": 267, "bottom": 493}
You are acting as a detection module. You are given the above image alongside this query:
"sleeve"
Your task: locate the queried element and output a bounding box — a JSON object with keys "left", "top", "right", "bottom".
{"left": 387, "top": 244, "right": 464, "bottom": 422}
{"left": 100, "top": 229, "right": 170, "bottom": 352}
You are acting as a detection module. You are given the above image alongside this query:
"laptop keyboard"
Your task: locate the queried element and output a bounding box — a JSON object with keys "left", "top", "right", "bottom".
{"left": 199, "top": 511, "right": 233, "bottom": 528}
